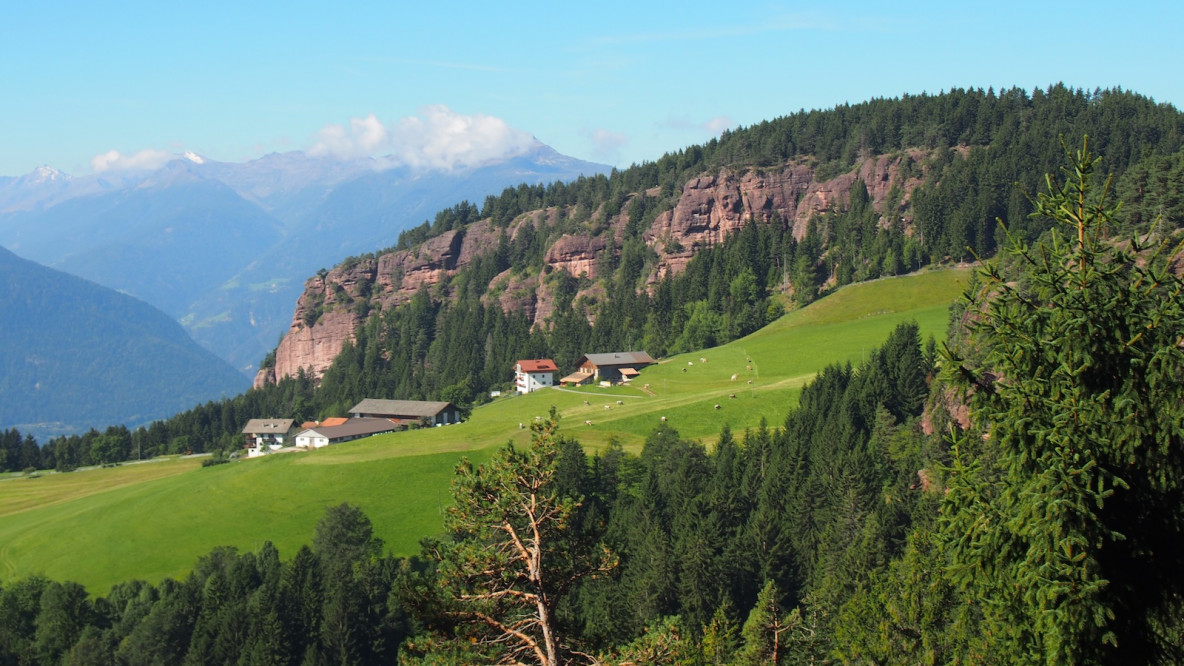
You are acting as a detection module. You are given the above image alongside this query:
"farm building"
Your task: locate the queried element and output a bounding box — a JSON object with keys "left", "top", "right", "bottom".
{"left": 294, "top": 418, "right": 402, "bottom": 449}
{"left": 241, "top": 419, "right": 295, "bottom": 457}
{"left": 565, "top": 351, "right": 656, "bottom": 385}
{"left": 514, "top": 359, "right": 558, "bottom": 394}
{"left": 348, "top": 398, "right": 462, "bottom": 426}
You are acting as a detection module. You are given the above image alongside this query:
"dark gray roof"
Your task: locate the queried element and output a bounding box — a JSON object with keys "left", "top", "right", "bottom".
{"left": 298, "top": 418, "right": 400, "bottom": 441}
{"left": 241, "top": 418, "right": 295, "bottom": 435}
{"left": 581, "top": 351, "right": 655, "bottom": 367}
{"left": 348, "top": 398, "right": 454, "bottom": 417}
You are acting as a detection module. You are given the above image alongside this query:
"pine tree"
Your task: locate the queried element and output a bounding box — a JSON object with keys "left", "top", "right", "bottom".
{"left": 433, "top": 413, "right": 616, "bottom": 665}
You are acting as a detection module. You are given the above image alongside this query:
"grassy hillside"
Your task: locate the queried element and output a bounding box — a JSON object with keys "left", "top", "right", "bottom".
{"left": 0, "top": 267, "right": 969, "bottom": 594}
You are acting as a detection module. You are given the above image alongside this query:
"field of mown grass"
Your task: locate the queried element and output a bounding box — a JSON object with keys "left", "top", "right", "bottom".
{"left": 0, "top": 267, "right": 969, "bottom": 594}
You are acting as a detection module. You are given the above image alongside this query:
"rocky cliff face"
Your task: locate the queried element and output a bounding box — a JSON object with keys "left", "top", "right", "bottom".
{"left": 646, "top": 152, "right": 923, "bottom": 277}
{"left": 260, "top": 151, "right": 929, "bottom": 385}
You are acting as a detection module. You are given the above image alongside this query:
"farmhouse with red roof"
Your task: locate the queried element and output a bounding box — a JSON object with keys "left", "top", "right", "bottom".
{"left": 514, "top": 359, "right": 558, "bottom": 394}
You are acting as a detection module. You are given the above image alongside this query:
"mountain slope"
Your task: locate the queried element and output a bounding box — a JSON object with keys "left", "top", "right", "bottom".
{"left": 0, "top": 246, "right": 248, "bottom": 438}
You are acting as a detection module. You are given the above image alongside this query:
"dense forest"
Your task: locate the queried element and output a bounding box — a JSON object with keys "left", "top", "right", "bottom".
{"left": 3, "top": 84, "right": 1183, "bottom": 472}
{"left": 2, "top": 140, "right": 1182, "bottom": 663}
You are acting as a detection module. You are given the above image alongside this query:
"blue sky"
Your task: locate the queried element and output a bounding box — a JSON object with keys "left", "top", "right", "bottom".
{"left": 3, "top": 1, "right": 1182, "bottom": 176}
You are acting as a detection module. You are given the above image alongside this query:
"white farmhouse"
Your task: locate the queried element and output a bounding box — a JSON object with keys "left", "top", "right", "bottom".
{"left": 514, "top": 359, "right": 558, "bottom": 394}
{"left": 241, "top": 419, "right": 294, "bottom": 458}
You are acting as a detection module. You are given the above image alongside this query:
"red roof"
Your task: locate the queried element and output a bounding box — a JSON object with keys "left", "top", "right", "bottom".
{"left": 516, "top": 359, "right": 558, "bottom": 372}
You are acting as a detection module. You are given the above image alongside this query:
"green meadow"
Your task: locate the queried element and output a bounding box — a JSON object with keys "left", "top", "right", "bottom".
{"left": 0, "top": 267, "right": 969, "bottom": 594}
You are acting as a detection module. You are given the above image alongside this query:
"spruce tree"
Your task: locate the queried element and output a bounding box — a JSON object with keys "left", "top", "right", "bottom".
{"left": 940, "top": 138, "right": 1184, "bottom": 663}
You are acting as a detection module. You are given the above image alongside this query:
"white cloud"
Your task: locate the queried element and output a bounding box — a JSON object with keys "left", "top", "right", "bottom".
{"left": 90, "top": 148, "right": 173, "bottom": 173}
{"left": 665, "top": 115, "right": 734, "bottom": 135}
{"left": 701, "top": 116, "right": 733, "bottom": 135}
{"left": 309, "top": 106, "right": 537, "bottom": 170}
{"left": 587, "top": 127, "right": 627, "bottom": 161}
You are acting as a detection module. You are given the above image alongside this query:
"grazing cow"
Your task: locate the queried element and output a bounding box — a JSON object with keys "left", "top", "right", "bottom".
{"left": 604, "top": 405, "right": 611, "bottom": 410}
{"left": 746, "top": 365, "right": 752, "bottom": 371}
{"left": 616, "top": 400, "right": 623, "bottom": 405}
{"left": 730, "top": 393, "right": 736, "bottom": 399}
{"left": 584, "top": 400, "right": 590, "bottom": 406}
{"left": 714, "top": 404, "right": 721, "bottom": 410}
{"left": 700, "top": 357, "right": 707, "bottom": 363}
{"left": 682, "top": 368, "right": 687, "bottom": 373}
{"left": 660, "top": 416, "right": 667, "bottom": 422}
{"left": 584, "top": 420, "right": 592, "bottom": 426}
{"left": 731, "top": 373, "right": 738, "bottom": 381}
{"left": 688, "top": 361, "right": 694, "bottom": 366}
{"left": 747, "top": 379, "right": 754, "bottom": 385}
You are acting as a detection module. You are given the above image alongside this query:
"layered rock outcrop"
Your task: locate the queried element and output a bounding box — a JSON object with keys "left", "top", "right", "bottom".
{"left": 646, "top": 152, "right": 924, "bottom": 276}
{"left": 544, "top": 234, "right": 607, "bottom": 280}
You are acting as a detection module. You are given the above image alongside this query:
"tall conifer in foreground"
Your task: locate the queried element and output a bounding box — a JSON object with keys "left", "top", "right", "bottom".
{"left": 940, "top": 138, "right": 1184, "bottom": 663}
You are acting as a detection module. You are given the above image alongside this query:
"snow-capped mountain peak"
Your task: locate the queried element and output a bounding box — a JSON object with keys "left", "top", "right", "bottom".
{"left": 183, "top": 151, "right": 206, "bottom": 165}
{"left": 29, "top": 165, "right": 67, "bottom": 183}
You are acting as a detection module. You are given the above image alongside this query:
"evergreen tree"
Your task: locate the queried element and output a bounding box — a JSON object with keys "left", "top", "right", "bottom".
{"left": 941, "top": 138, "right": 1184, "bottom": 663}
{"left": 433, "top": 414, "right": 616, "bottom": 664}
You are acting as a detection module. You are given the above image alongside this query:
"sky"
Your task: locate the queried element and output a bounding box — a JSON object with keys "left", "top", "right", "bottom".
{"left": 3, "top": 1, "right": 1183, "bottom": 177}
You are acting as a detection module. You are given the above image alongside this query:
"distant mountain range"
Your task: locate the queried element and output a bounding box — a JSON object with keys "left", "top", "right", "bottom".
{"left": 0, "top": 144, "right": 610, "bottom": 375}
{"left": 0, "top": 245, "right": 247, "bottom": 440}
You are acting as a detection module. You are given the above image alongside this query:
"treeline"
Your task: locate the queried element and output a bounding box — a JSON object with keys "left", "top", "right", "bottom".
{"left": 2, "top": 377, "right": 318, "bottom": 471}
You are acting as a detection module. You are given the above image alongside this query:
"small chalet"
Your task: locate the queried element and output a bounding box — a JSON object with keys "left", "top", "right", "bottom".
{"left": 294, "top": 418, "right": 402, "bottom": 449}
{"left": 514, "top": 359, "right": 558, "bottom": 394}
{"left": 348, "top": 398, "right": 462, "bottom": 426}
{"left": 241, "top": 419, "right": 295, "bottom": 457}
{"left": 564, "top": 351, "right": 656, "bottom": 385}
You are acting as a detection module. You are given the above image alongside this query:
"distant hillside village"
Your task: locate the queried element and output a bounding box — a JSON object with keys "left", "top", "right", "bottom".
{"left": 242, "top": 352, "right": 655, "bottom": 456}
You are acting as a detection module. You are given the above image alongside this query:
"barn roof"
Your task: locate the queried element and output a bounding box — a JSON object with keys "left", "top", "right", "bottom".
{"left": 297, "top": 418, "right": 400, "bottom": 441}
{"left": 348, "top": 398, "right": 454, "bottom": 417}
{"left": 580, "top": 351, "right": 655, "bottom": 367}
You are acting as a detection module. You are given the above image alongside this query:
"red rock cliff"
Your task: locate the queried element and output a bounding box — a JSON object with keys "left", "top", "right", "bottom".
{"left": 260, "top": 151, "right": 928, "bottom": 385}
